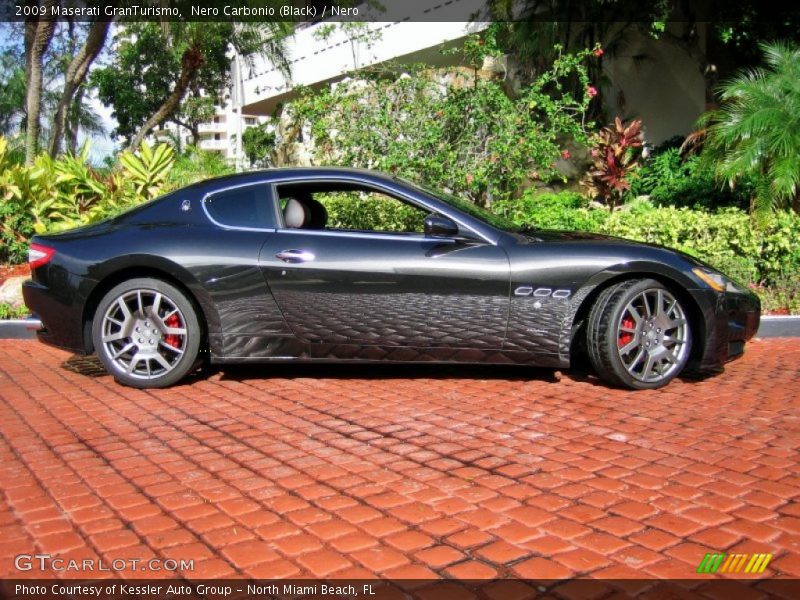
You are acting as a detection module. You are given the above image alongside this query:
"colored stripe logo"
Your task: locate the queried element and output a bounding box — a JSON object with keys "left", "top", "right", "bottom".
{"left": 697, "top": 553, "right": 772, "bottom": 574}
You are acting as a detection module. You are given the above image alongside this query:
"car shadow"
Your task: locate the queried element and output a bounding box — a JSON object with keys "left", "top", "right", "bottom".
{"left": 59, "top": 353, "right": 568, "bottom": 384}
{"left": 61, "top": 354, "right": 110, "bottom": 378}
{"left": 59, "top": 353, "right": 713, "bottom": 389}
{"left": 209, "top": 361, "right": 563, "bottom": 383}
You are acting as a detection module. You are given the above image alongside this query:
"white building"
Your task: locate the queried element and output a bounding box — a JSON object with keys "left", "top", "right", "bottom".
{"left": 196, "top": 105, "right": 266, "bottom": 160}
{"left": 198, "top": 0, "right": 707, "bottom": 162}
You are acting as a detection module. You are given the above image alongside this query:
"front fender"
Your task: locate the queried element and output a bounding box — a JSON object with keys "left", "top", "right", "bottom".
{"left": 558, "top": 260, "right": 710, "bottom": 363}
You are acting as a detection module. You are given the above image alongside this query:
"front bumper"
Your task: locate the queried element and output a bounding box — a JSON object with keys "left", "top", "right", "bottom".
{"left": 691, "top": 287, "right": 761, "bottom": 372}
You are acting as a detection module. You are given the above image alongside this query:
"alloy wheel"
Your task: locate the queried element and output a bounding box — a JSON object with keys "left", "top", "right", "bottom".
{"left": 616, "top": 288, "right": 689, "bottom": 384}
{"left": 100, "top": 289, "right": 188, "bottom": 380}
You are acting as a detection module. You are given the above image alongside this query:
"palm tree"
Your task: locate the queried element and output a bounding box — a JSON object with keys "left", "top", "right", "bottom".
{"left": 126, "top": 21, "right": 291, "bottom": 152}
{"left": 48, "top": 19, "right": 112, "bottom": 157}
{"left": 64, "top": 86, "right": 107, "bottom": 154}
{"left": 702, "top": 42, "right": 800, "bottom": 219}
{"left": 23, "top": 0, "right": 57, "bottom": 165}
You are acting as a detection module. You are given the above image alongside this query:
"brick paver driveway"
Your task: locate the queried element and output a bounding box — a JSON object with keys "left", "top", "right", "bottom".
{"left": 1, "top": 338, "right": 798, "bottom": 584}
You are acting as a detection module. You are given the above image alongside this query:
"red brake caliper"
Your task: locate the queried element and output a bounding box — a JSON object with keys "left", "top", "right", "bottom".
{"left": 164, "top": 314, "right": 181, "bottom": 348}
{"left": 618, "top": 317, "right": 635, "bottom": 348}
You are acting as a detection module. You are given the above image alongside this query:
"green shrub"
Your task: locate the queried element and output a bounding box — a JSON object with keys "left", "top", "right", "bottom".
{"left": 0, "top": 303, "right": 28, "bottom": 319}
{"left": 0, "top": 200, "right": 35, "bottom": 264}
{"left": 601, "top": 203, "right": 761, "bottom": 284}
{"left": 755, "top": 274, "right": 800, "bottom": 315}
{"left": 317, "top": 192, "right": 426, "bottom": 232}
{"left": 494, "top": 190, "right": 606, "bottom": 231}
{"left": 628, "top": 148, "right": 751, "bottom": 210}
{"left": 287, "top": 45, "right": 596, "bottom": 207}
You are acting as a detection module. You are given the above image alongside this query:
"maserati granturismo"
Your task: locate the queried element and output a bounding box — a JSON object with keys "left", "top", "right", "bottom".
{"left": 22, "top": 168, "right": 760, "bottom": 389}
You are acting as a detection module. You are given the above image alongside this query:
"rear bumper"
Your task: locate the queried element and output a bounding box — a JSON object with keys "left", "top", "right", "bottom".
{"left": 22, "top": 278, "right": 90, "bottom": 354}
{"left": 691, "top": 287, "right": 761, "bottom": 371}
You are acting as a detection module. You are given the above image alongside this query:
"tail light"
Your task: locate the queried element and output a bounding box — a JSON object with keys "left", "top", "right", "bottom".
{"left": 28, "top": 243, "right": 55, "bottom": 269}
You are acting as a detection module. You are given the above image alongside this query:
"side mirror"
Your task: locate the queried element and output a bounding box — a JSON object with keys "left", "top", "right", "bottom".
{"left": 424, "top": 214, "right": 459, "bottom": 238}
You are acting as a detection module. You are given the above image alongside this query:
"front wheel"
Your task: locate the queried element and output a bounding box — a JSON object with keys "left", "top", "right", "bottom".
{"left": 92, "top": 278, "right": 201, "bottom": 388}
{"left": 587, "top": 279, "right": 692, "bottom": 389}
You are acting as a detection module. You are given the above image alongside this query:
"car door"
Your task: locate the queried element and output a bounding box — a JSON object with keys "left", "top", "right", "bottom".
{"left": 259, "top": 185, "right": 511, "bottom": 351}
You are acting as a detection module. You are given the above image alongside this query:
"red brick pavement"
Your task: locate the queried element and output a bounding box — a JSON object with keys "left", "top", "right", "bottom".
{"left": 0, "top": 338, "right": 798, "bottom": 581}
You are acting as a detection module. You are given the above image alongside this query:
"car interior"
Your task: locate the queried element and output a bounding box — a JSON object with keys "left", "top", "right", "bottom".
{"left": 276, "top": 182, "right": 428, "bottom": 235}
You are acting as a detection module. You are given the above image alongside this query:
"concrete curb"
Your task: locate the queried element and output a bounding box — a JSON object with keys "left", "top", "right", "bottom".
{"left": 1, "top": 315, "right": 799, "bottom": 340}
{"left": 755, "top": 315, "right": 800, "bottom": 338}
{"left": 0, "top": 318, "right": 42, "bottom": 339}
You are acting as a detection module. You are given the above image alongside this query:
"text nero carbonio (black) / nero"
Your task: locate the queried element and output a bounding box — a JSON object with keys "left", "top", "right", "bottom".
{"left": 189, "top": 5, "right": 360, "bottom": 17}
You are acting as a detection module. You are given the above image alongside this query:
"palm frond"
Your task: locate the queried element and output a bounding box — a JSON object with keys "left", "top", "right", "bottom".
{"left": 702, "top": 42, "right": 800, "bottom": 221}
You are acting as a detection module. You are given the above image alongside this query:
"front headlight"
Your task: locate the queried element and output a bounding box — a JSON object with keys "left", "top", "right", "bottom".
{"left": 692, "top": 267, "right": 743, "bottom": 293}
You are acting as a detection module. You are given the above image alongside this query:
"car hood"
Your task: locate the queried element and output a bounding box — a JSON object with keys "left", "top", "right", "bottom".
{"left": 518, "top": 228, "right": 642, "bottom": 244}
{"left": 516, "top": 228, "right": 721, "bottom": 272}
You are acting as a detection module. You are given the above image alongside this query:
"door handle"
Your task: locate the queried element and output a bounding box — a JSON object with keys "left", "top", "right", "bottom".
{"left": 275, "top": 249, "right": 315, "bottom": 263}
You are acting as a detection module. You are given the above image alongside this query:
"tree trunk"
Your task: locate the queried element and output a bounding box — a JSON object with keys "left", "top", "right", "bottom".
{"left": 126, "top": 46, "right": 204, "bottom": 152}
{"left": 48, "top": 19, "right": 111, "bottom": 157}
{"left": 66, "top": 87, "right": 83, "bottom": 154}
{"left": 24, "top": 2, "right": 57, "bottom": 165}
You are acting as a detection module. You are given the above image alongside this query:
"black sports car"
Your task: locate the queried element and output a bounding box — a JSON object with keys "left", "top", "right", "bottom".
{"left": 23, "top": 167, "right": 760, "bottom": 390}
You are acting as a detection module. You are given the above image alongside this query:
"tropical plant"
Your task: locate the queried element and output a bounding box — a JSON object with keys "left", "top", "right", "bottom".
{"left": 701, "top": 42, "right": 800, "bottom": 220}
{"left": 118, "top": 141, "right": 175, "bottom": 199}
{"left": 164, "top": 146, "right": 233, "bottom": 191}
{"left": 582, "top": 117, "right": 643, "bottom": 209}
{"left": 241, "top": 123, "right": 277, "bottom": 167}
{"left": 628, "top": 147, "right": 752, "bottom": 210}
{"left": 0, "top": 136, "right": 175, "bottom": 245}
{"left": 47, "top": 19, "right": 111, "bottom": 157}
{"left": 0, "top": 53, "right": 26, "bottom": 136}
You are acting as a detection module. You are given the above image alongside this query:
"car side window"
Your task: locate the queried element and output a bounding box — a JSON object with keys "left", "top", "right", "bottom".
{"left": 316, "top": 190, "right": 426, "bottom": 233}
{"left": 276, "top": 184, "right": 427, "bottom": 235}
{"left": 205, "top": 183, "right": 275, "bottom": 229}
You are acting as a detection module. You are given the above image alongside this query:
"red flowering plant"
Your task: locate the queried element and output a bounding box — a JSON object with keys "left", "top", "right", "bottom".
{"left": 582, "top": 117, "right": 644, "bottom": 210}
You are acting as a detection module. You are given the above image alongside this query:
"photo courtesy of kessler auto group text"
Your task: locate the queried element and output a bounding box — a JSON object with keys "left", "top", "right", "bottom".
{"left": 1, "top": 0, "right": 799, "bottom": 599}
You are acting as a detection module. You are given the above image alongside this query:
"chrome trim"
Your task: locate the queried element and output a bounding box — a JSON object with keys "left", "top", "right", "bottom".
{"left": 533, "top": 288, "right": 552, "bottom": 297}
{"left": 198, "top": 173, "right": 497, "bottom": 244}
{"left": 276, "top": 249, "right": 316, "bottom": 263}
{"left": 552, "top": 289, "right": 572, "bottom": 299}
{"left": 274, "top": 228, "right": 435, "bottom": 243}
{"left": 514, "top": 286, "right": 533, "bottom": 296}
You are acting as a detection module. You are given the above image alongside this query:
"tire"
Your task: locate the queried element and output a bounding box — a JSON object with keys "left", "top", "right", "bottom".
{"left": 92, "top": 278, "right": 201, "bottom": 388}
{"left": 587, "top": 278, "right": 692, "bottom": 390}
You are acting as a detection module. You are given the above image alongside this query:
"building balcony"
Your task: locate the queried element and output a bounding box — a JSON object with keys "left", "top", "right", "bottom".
{"left": 198, "top": 121, "right": 227, "bottom": 133}
{"left": 199, "top": 139, "right": 229, "bottom": 151}
{"left": 240, "top": 1, "right": 488, "bottom": 115}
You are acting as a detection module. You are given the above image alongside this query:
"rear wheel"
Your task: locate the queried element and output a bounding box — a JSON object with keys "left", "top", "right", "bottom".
{"left": 92, "top": 278, "right": 201, "bottom": 388}
{"left": 587, "top": 279, "right": 691, "bottom": 389}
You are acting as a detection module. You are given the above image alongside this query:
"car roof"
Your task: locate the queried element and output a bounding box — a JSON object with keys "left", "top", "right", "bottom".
{"left": 189, "top": 166, "right": 400, "bottom": 191}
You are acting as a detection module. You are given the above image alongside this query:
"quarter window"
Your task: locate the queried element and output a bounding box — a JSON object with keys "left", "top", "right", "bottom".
{"left": 205, "top": 184, "right": 275, "bottom": 229}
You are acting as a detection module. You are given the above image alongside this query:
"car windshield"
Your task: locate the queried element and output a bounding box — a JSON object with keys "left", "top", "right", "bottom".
{"left": 399, "top": 178, "right": 521, "bottom": 232}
